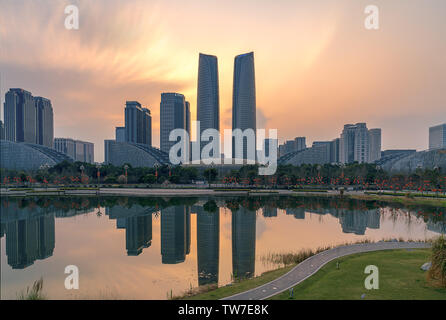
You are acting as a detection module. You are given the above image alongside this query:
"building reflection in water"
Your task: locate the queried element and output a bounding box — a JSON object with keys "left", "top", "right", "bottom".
{"left": 262, "top": 207, "right": 277, "bottom": 218}
{"left": 1, "top": 197, "right": 444, "bottom": 275}
{"left": 196, "top": 205, "right": 220, "bottom": 286}
{"left": 106, "top": 205, "right": 155, "bottom": 256}
{"left": 1, "top": 202, "right": 55, "bottom": 269}
{"left": 232, "top": 207, "right": 256, "bottom": 280}
{"left": 161, "top": 206, "right": 190, "bottom": 264}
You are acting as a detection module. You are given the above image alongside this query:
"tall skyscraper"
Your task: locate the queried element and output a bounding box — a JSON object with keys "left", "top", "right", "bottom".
{"left": 34, "top": 97, "right": 54, "bottom": 148}
{"left": 160, "top": 93, "right": 187, "bottom": 155}
{"left": 368, "top": 128, "right": 382, "bottom": 162}
{"left": 4, "top": 88, "right": 36, "bottom": 144}
{"left": 197, "top": 53, "right": 220, "bottom": 158}
{"left": 124, "top": 101, "right": 152, "bottom": 146}
{"left": 232, "top": 52, "right": 256, "bottom": 160}
{"left": 429, "top": 123, "right": 446, "bottom": 150}
{"left": 4, "top": 88, "right": 54, "bottom": 147}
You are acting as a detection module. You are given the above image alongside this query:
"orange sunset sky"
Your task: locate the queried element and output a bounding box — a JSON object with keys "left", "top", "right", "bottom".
{"left": 1, "top": 0, "right": 445, "bottom": 161}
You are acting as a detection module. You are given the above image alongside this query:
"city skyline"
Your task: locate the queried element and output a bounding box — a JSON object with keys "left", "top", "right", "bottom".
{"left": 1, "top": 0, "right": 445, "bottom": 162}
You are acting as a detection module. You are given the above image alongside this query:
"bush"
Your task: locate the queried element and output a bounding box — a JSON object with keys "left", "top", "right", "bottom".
{"left": 428, "top": 236, "right": 446, "bottom": 287}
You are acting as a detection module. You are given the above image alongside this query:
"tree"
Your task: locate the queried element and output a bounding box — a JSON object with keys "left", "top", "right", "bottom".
{"left": 203, "top": 168, "right": 218, "bottom": 183}
{"left": 142, "top": 174, "right": 156, "bottom": 184}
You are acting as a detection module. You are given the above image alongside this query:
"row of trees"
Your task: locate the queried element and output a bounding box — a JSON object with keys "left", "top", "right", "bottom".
{"left": 1, "top": 161, "right": 445, "bottom": 192}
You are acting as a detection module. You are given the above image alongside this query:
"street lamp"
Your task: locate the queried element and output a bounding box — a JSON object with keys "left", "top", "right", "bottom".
{"left": 96, "top": 163, "right": 101, "bottom": 186}
{"left": 124, "top": 164, "right": 129, "bottom": 184}
{"left": 79, "top": 165, "right": 85, "bottom": 185}
{"left": 154, "top": 163, "right": 159, "bottom": 183}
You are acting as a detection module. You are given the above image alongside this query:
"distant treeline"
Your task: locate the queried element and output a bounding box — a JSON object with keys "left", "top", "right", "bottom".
{"left": 1, "top": 161, "right": 445, "bottom": 191}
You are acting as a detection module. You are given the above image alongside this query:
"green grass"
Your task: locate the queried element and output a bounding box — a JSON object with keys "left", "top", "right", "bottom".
{"left": 270, "top": 249, "right": 446, "bottom": 300}
{"left": 180, "top": 265, "right": 295, "bottom": 300}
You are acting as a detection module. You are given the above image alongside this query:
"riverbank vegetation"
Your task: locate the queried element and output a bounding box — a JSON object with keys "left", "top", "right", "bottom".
{"left": 2, "top": 162, "right": 445, "bottom": 196}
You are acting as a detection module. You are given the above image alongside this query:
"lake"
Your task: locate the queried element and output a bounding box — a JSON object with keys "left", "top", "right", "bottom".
{"left": 1, "top": 195, "right": 444, "bottom": 299}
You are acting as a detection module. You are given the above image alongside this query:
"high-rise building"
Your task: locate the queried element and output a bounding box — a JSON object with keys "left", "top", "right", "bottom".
{"left": 185, "top": 101, "right": 191, "bottom": 138}
{"left": 354, "top": 123, "right": 369, "bottom": 163}
{"left": 160, "top": 93, "right": 187, "bottom": 155}
{"left": 4, "top": 88, "right": 36, "bottom": 144}
{"left": 115, "top": 126, "right": 125, "bottom": 142}
{"left": 4, "top": 89, "right": 54, "bottom": 147}
{"left": 34, "top": 97, "right": 54, "bottom": 148}
{"left": 429, "top": 123, "right": 446, "bottom": 150}
{"left": 0, "top": 120, "right": 4, "bottom": 140}
{"left": 232, "top": 52, "right": 256, "bottom": 160}
{"left": 329, "top": 138, "right": 340, "bottom": 163}
{"left": 368, "top": 128, "right": 382, "bottom": 162}
{"left": 124, "top": 101, "right": 152, "bottom": 146}
{"left": 340, "top": 123, "right": 368, "bottom": 164}
{"left": 340, "top": 123, "right": 382, "bottom": 164}
{"left": 54, "top": 138, "right": 94, "bottom": 163}
{"left": 197, "top": 53, "right": 219, "bottom": 158}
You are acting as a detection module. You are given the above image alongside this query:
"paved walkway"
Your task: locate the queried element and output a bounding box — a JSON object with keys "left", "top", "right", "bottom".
{"left": 222, "top": 242, "right": 430, "bottom": 300}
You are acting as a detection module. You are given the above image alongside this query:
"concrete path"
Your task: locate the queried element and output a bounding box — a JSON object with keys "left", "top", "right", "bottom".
{"left": 222, "top": 241, "right": 430, "bottom": 300}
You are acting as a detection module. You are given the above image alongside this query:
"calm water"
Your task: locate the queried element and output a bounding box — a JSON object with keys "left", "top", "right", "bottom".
{"left": 1, "top": 195, "right": 445, "bottom": 299}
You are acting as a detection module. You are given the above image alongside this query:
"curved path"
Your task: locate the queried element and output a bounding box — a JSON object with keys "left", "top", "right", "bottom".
{"left": 222, "top": 242, "right": 430, "bottom": 300}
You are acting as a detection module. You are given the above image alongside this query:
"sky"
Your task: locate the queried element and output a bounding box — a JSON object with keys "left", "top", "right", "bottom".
{"left": 1, "top": 0, "right": 445, "bottom": 162}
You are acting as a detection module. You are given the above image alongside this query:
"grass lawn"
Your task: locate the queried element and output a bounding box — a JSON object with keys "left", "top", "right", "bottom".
{"left": 270, "top": 249, "right": 446, "bottom": 300}
{"left": 181, "top": 265, "right": 295, "bottom": 300}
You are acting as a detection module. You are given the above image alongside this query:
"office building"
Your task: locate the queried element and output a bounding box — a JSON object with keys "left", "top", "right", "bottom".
{"left": 124, "top": 101, "right": 152, "bottom": 146}
{"left": 34, "top": 97, "right": 54, "bottom": 148}
{"left": 232, "top": 52, "right": 256, "bottom": 160}
{"left": 54, "top": 138, "right": 94, "bottom": 163}
{"left": 330, "top": 138, "right": 340, "bottom": 163}
{"left": 197, "top": 53, "right": 220, "bottom": 157}
{"left": 368, "top": 128, "right": 382, "bottom": 162}
{"left": 429, "top": 123, "right": 446, "bottom": 150}
{"left": 4, "top": 88, "right": 36, "bottom": 144}
{"left": 160, "top": 93, "right": 187, "bottom": 155}
{"left": 0, "top": 120, "right": 4, "bottom": 140}
{"left": 340, "top": 123, "right": 379, "bottom": 164}
{"left": 4, "top": 89, "right": 54, "bottom": 147}
{"left": 115, "top": 126, "right": 125, "bottom": 142}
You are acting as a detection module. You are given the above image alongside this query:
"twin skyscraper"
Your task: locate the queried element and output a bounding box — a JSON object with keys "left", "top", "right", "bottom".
{"left": 197, "top": 52, "right": 256, "bottom": 160}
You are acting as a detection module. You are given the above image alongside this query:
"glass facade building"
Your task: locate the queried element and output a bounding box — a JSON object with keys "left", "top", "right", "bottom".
{"left": 232, "top": 52, "right": 256, "bottom": 160}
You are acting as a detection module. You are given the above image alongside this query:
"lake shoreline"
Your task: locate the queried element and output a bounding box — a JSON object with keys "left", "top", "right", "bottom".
{"left": 1, "top": 187, "right": 445, "bottom": 207}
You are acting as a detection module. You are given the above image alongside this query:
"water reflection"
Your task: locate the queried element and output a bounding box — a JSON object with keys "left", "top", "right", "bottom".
{"left": 1, "top": 195, "right": 445, "bottom": 297}
{"left": 161, "top": 206, "right": 189, "bottom": 264}
{"left": 105, "top": 205, "right": 155, "bottom": 256}
{"left": 232, "top": 207, "right": 256, "bottom": 280}
{"left": 196, "top": 205, "right": 219, "bottom": 286}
